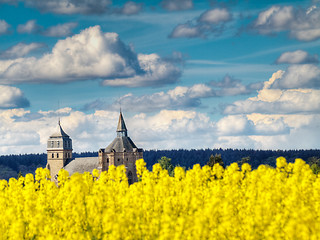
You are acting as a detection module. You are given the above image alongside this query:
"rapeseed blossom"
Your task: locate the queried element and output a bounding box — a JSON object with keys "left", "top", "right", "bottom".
{"left": 0, "top": 157, "right": 319, "bottom": 239}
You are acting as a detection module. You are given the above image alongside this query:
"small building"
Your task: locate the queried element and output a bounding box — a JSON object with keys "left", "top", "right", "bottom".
{"left": 46, "top": 112, "right": 143, "bottom": 183}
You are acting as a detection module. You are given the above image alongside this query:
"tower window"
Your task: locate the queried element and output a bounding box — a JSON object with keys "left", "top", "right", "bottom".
{"left": 65, "top": 153, "right": 67, "bottom": 158}
{"left": 52, "top": 153, "right": 54, "bottom": 158}
{"left": 57, "top": 141, "right": 60, "bottom": 147}
{"left": 127, "top": 158, "right": 128, "bottom": 161}
{"left": 57, "top": 153, "right": 59, "bottom": 158}
{"left": 107, "top": 158, "right": 109, "bottom": 163}
{"left": 51, "top": 141, "right": 54, "bottom": 147}
{"left": 118, "top": 159, "right": 120, "bottom": 162}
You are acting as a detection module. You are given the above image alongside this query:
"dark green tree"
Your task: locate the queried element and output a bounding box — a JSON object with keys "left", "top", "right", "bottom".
{"left": 309, "top": 157, "right": 320, "bottom": 174}
{"left": 238, "top": 156, "right": 250, "bottom": 166}
{"left": 158, "top": 156, "right": 174, "bottom": 176}
{"left": 207, "top": 154, "right": 224, "bottom": 168}
{"left": 17, "top": 171, "right": 23, "bottom": 179}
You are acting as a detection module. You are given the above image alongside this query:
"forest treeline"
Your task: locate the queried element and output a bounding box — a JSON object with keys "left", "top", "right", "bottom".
{"left": 0, "top": 149, "right": 319, "bottom": 180}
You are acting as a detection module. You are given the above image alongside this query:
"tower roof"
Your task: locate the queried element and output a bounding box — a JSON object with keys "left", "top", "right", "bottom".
{"left": 50, "top": 120, "right": 70, "bottom": 138}
{"left": 117, "top": 112, "right": 127, "bottom": 133}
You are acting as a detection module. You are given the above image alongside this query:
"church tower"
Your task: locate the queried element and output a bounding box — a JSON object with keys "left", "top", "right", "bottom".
{"left": 99, "top": 112, "right": 143, "bottom": 184}
{"left": 47, "top": 121, "right": 73, "bottom": 181}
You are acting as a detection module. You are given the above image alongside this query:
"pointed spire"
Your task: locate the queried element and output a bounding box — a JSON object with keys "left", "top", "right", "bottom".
{"left": 52, "top": 119, "right": 69, "bottom": 137}
{"left": 117, "top": 111, "right": 127, "bottom": 136}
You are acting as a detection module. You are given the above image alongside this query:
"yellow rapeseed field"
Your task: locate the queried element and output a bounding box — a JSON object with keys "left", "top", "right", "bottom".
{"left": 0, "top": 157, "right": 319, "bottom": 239}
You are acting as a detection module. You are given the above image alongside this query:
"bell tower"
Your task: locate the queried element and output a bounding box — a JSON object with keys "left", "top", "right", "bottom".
{"left": 47, "top": 120, "right": 73, "bottom": 181}
{"left": 99, "top": 111, "right": 143, "bottom": 184}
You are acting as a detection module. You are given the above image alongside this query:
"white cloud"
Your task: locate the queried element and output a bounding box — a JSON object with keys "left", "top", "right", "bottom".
{"left": 161, "top": 0, "right": 193, "bottom": 11}
{"left": 17, "top": 20, "right": 41, "bottom": 34}
{"left": 0, "top": 42, "right": 44, "bottom": 59}
{"left": 169, "top": 23, "right": 203, "bottom": 38}
{"left": 85, "top": 84, "right": 213, "bottom": 112}
{"left": 216, "top": 115, "right": 289, "bottom": 136}
{"left": 85, "top": 78, "right": 259, "bottom": 112}
{"left": 199, "top": 8, "right": 231, "bottom": 24}
{"left": 23, "top": 0, "right": 112, "bottom": 14}
{"left": 169, "top": 8, "right": 231, "bottom": 38}
{"left": 0, "top": 20, "right": 10, "bottom": 34}
{"left": 224, "top": 87, "right": 320, "bottom": 115}
{"left": 0, "top": 85, "right": 29, "bottom": 109}
{"left": 102, "top": 53, "right": 181, "bottom": 87}
{"left": 115, "top": 1, "right": 143, "bottom": 15}
{"left": 225, "top": 89, "right": 320, "bottom": 115}
{"left": 276, "top": 50, "right": 319, "bottom": 64}
{"left": 271, "top": 64, "right": 320, "bottom": 89}
{"left": 209, "top": 75, "right": 261, "bottom": 96}
{"left": 43, "top": 22, "right": 77, "bottom": 37}
{"left": 252, "top": 5, "right": 320, "bottom": 41}
{"left": 0, "top": 25, "right": 181, "bottom": 86}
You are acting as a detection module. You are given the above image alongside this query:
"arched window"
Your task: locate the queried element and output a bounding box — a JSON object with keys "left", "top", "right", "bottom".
{"left": 118, "top": 158, "right": 120, "bottom": 162}
{"left": 52, "top": 153, "right": 54, "bottom": 158}
{"left": 107, "top": 158, "right": 109, "bottom": 163}
{"left": 57, "top": 153, "right": 59, "bottom": 158}
{"left": 127, "top": 158, "right": 128, "bottom": 161}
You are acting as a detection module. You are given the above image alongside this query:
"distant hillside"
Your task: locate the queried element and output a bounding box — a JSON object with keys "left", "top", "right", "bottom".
{"left": 0, "top": 149, "right": 319, "bottom": 180}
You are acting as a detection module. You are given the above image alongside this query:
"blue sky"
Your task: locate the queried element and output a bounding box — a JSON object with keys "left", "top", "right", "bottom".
{"left": 0, "top": 0, "right": 319, "bottom": 154}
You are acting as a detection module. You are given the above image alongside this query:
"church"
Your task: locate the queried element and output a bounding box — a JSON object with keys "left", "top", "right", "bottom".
{"left": 46, "top": 112, "right": 143, "bottom": 183}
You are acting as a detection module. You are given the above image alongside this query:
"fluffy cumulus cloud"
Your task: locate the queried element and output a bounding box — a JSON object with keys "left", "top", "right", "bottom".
{"left": 0, "top": 20, "right": 10, "bottom": 34}
{"left": 0, "top": 25, "right": 181, "bottom": 86}
{"left": 161, "top": 0, "right": 193, "bottom": 11}
{"left": 216, "top": 115, "right": 290, "bottom": 136}
{"left": 251, "top": 5, "right": 320, "bottom": 41}
{"left": 224, "top": 69, "right": 320, "bottom": 115}
{"left": 276, "top": 50, "right": 319, "bottom": 64}
{"left": 169, "top": 8, "right": 231, "bottom": 38}
{"left": 102, "top": 53, "right": 182, "bottom": 87}
{"left": 0, "top": 42, "right": 44, "bottom": 59}
{"left": 270, "top": 64, "right": 320, "bottom": 89}
{"left": 0, "top": 85, "right": 30, "bottom": 109}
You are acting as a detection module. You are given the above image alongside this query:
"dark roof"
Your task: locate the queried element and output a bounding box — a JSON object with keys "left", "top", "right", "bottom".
{"left": 105, "top": 136, "right": 138, "bottom": 152}
{"left": 50, "top": 121, "right": 70, "bottom": 138}
{"left": 117, "top": 112, "right": 127, "bottom": 132}
{"left": 63, "top": 157, "right": 99, "bottom": 175}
